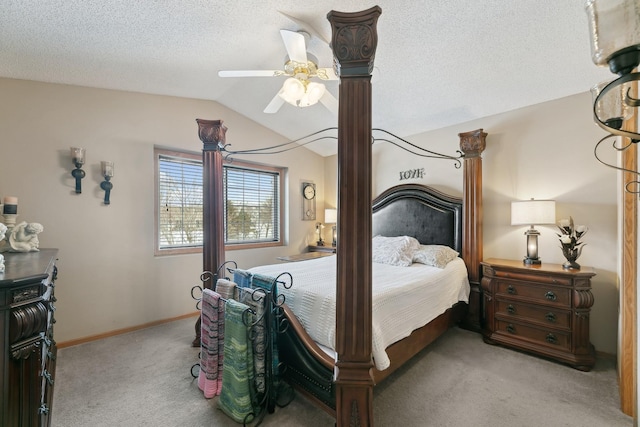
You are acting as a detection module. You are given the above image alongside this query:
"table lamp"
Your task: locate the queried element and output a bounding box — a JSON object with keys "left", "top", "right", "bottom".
{"left": 511, "top": 199, "right": 556, "bottom": 265}
{"left": 325, "top": 208, "right": 337, "bottom": 246}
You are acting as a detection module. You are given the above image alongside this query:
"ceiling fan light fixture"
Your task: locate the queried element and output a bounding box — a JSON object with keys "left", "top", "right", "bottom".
{"left": 303, "top": 82, "right": 326, "bottom": 106}
{"left": 278, "top": 78, "right": 326, "bottom": 108}
{"left": 279, "top": 77, "right": 305, "bottom": 104}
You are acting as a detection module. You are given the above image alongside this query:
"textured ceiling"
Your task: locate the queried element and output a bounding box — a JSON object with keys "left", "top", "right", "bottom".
{"left": 0, "top": 1, "right": 612, "bottom": 156}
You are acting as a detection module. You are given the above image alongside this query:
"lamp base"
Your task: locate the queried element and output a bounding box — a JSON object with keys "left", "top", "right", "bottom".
{"left": 523, "top": 257, "right": 541, "bottom": 265}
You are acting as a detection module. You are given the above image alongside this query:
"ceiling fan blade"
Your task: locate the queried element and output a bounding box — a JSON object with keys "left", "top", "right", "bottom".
{"left": 280, "top": 29, "right": 307, "bottom": 64}
{"left": 264, "top": 93, "right": 286, "bottom": 114}
{"left": 316, "top": 67, "right": 338, "bottom": 80}
{"left": 218, "top": 70, "right": 281, "bottom": 78}
{"left": 279, "top": 11, "right": 330, "bottom": 46}
{"left": 319, "top": 90, "right": 338, "bottom": 115}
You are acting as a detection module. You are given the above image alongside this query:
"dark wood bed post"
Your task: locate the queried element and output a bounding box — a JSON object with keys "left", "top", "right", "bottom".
{"left": 328, "top": 6, "right": 381, "bottom": 427}
{"left": 458, "top": 129, "right": 486, "bottom": 332}
{"left": 193, "top": 119, "right": 227, "bottom": 346}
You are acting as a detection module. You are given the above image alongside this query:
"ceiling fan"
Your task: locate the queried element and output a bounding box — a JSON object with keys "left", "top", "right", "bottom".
{"left": 218, "top": 29, "right": 339, "bottom": 114}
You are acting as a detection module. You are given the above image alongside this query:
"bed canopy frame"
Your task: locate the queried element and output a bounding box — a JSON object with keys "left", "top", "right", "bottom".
{"left": 195, "top": 6, "right": 486, "bottom": 426}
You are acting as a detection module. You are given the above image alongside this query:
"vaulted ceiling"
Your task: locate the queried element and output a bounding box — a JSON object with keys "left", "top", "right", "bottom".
{"left": 0, "top": 1, "right": 612, "bottom": 155}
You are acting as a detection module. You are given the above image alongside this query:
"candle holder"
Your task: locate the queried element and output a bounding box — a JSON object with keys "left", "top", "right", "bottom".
{"left": 70, "top": 147, "right": 86, "bottom": 194}
{"left": 100, "top": 161, "right": 114, "bottom": 205}
{"left": 2, "top": 214, "right": 18, "bottom": 232}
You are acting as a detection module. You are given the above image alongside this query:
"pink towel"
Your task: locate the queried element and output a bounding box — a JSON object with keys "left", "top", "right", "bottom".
{"left": 198, "top": 289, "right": 225, "bottom": 397}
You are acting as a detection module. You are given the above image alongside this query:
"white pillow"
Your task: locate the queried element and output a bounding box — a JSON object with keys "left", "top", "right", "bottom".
{"left": 372, "top": 235, "right": 420, "bottom": 267}
{"left": 413, "top": 245, "right": 459, "bottom": 268}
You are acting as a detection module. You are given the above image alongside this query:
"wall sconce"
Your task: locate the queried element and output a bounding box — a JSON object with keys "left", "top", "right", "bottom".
{"left": 100, "top": 161, "right": 114, "bottom": 205}
{"left": 325, "top": 208, "right": 337, "bottom": 247}
{"left": 70, "top": 147, "right": 86, "bottom": 194}
{"left": 585, "top": 0, "right": 640, "bottom": 192}
{"left": 511, "top": 199, "right": 556, "bottom": 265}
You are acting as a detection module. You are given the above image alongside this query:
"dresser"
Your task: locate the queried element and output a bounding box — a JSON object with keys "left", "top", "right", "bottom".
{"left": 480, "top": 258, "right": 595, "bottom": 371}
{"left": 0, "top": 249, "right": 59, "bottom": 427}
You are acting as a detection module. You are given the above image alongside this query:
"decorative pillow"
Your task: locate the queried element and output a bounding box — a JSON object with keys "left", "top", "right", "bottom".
{"left": 371, "top": 235, "right": 420, "bottom": 267}
{"left": 413, "top": 245, "right": 459, "bottom": 269}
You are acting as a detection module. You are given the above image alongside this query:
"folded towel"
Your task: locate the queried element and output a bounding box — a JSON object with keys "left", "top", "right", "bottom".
{"left": 216, "top": 278, "right": 237, "bottom": 300}
{"left": 233, "top": 269, "right": 252, "bottom": 289}
{"left": 240, "top": 287, "right": 267, "bottom": 394}
{"left": 197, "top": 289, "right": 224, "bottom": 398}
{"left": 250, "top": 274, "right": 280, "bottom": 382}
{"left": 218, "top": 299, "right": 255, "bottom": 424}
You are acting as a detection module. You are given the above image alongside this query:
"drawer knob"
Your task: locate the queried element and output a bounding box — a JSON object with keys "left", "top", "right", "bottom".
{"left": 545, "top": 291, "right": 557, "bottom": 301}
{"left": 38, "top": 404, "right": 50, "bottom": 415}
{"left": 506, "top": 324, "right": 516, "bottom": 334}
{"left": 507, "top": 304, "right": 516, "bottom": 314}
{"left": 546, "top": 333, "right": 558, "bottom": 344}
{"left": 545, "top": 312, "right": 557, "bottom": 323}
{"left": 507, "top": 285, "right": 516, "bottom": 295}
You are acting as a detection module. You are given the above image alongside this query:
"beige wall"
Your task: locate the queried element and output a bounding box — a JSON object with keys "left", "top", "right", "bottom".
{"left": 362, "top": 91, "right": 618, "bottom": 354}
{"left": 0, "top": 77, "right": 326, "bottom": 343}
{"left": 0, "top": 77, "right": 620, "bottom": 355}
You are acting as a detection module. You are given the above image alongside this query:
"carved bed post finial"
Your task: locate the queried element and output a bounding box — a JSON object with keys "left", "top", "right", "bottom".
{"left": 197, "top": 119, "right": 227, "bottom": 151}
{"left": 458, "top": 128, "right": 487, "bottom": 332}
{"left": 328, "top": 6, "right": 381, "bottom": 427}
{"left": 194, "top": 118, "right": 227, "bottom": 346}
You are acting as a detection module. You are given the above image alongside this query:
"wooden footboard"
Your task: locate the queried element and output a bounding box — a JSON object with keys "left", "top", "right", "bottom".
{"left": 277, "top": 301, "right": 467, "bottom": 416}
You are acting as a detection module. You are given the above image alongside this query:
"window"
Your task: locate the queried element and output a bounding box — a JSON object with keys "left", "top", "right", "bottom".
{"left": 154, "top": 147, "right": 285, "bottom": 255}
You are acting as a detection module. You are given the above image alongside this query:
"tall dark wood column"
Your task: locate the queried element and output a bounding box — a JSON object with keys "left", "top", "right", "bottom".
{"left": 458, "top": 129, "right": 486, "bottom": 332}
{"left": 327, "top": 6, "right": 381, "bottom": 426}
{"left": 193, "top": 119, "right": 227, "bottom": 346}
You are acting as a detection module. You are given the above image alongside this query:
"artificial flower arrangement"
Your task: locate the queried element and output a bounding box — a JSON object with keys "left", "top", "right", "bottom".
{"left": 557, "top": 216, "right": 588, "bottom": 269}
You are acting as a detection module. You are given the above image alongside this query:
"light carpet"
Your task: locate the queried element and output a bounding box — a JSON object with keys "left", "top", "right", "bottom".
{"left": 51, "top": 317, "right": 632, "bottom": 427}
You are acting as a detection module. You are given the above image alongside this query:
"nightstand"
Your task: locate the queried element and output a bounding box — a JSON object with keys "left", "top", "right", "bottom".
{"left": 480, "top": 258, "right": 596, "bottom": 371}
{"left": 308, "top": 245, "right": 336, "bottom": 254}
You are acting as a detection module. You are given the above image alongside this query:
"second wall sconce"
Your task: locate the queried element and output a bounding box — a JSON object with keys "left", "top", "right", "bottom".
{"left": 70, "top": 147, "right": 86, "bottom": 193}
{"left": 100, "top": 161, "right": 114, "bottom": 205}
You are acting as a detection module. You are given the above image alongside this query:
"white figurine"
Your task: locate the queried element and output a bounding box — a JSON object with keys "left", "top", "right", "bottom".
{"left": 0, "top": 223, "right": 6, "bottom": 271}
{"left": 9, "top": 221, "right": 43, "bottom": 252}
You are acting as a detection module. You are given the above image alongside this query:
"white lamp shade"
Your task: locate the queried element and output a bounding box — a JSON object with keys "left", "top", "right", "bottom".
{"left": 511, "top": 200, "right": 556, "bottom": 226}
{"left": 325, "top": 208, "right": 337, "bottom": 224}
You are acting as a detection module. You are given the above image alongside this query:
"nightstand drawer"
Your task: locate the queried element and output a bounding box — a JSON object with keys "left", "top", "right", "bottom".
{"left": 496, "top": 320, "right": 570, "bottom": 351}
{"left": 496, "top": 300, "right": 571, "bottom": 329}
{"left": 491, "top": 269, "right": 571, "bottom": 286}
{"left": 495, "top": 280, "right": 570, "bottom": 307}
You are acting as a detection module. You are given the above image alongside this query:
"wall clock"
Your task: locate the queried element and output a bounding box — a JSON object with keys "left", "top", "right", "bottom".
{"left": 302, "top": 182, "right": 316, "bottom": 220}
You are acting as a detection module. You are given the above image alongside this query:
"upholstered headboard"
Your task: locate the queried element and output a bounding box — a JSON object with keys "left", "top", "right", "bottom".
{"left": 372, "top": 184, "right": 463, "bottom": 253}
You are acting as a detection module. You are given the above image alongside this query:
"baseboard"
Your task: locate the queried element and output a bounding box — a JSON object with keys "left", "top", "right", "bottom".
{"left": 595, "top": 350, "right": 616, "bottom": 361}
{"left": 57, "top": 311, "right": 200, "bottom": 349}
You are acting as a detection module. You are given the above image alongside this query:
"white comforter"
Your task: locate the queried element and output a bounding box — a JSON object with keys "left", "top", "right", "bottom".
{"left": 249, "top": 255, "right": 470, "bottom": 370}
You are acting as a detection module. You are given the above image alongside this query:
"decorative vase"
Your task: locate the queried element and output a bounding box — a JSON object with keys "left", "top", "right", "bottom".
{"left": 561, "top": 246, "right": 581, "bottom": 270}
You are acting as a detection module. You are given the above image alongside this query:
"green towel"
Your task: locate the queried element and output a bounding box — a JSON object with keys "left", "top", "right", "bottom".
{"left": 218, "top": 299, "right": 255, "bottom": 424}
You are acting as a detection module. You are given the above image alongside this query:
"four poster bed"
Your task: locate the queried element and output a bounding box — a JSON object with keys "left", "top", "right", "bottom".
{"left": 196, "top": 6, "right": 486, "bottom": 425}
{"left": 197, "top": 126, "right": 486, "bottom": 419}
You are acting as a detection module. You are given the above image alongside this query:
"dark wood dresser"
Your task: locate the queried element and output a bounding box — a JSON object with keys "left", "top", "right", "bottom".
{"left": 0, "top": 249, "right": 59, "bottom": 427}
{"left": 480, "top": 258, "right": 596, "bottom": 371}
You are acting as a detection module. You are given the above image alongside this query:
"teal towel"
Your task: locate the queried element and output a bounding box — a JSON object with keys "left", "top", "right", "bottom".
{"left": 250, "top": 274, "right": 280, "bottom": 382}
{"left": 218, "top": 299, "right": 255, "bottom": 424}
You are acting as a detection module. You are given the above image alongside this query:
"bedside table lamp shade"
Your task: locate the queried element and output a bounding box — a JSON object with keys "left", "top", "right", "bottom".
{"left": 325, "top": 208, "right": 337, "bottom": 246}
{"left": 511, "top": 199, "right": 556, "bottom": 265}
